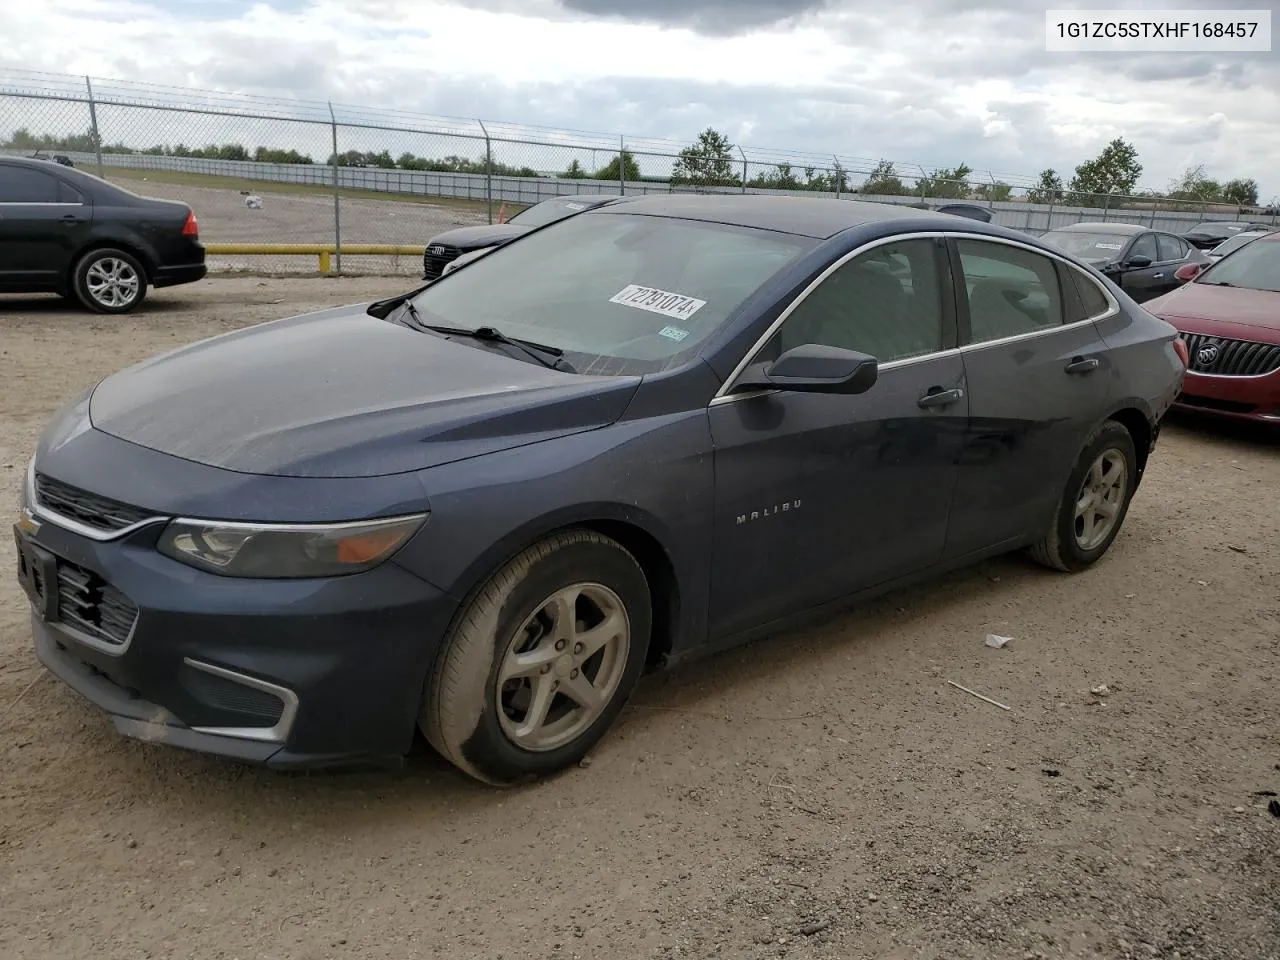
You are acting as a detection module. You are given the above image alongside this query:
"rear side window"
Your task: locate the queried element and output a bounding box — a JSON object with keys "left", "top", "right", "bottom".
{"left": 1156, "top": 234, "right": 1185, "bottom": 262}
{"left": 1068, "top": 267, "right": 1111, "bottom": 318}
{"left": 57, "top": 180, "right": 85, "bottom": 203}
{"left": 955, "top": 239, "right": 1064, "bottom": 344}
{"left": 0, "top": 166, "right": 61, "bottom": 203}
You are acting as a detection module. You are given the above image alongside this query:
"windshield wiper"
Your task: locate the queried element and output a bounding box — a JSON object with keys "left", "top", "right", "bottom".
{"left": 366, "top": 284, "right": 430, "bottom": 319}
{"left": 419, "top": 320, "right": 573, "bottom": 372}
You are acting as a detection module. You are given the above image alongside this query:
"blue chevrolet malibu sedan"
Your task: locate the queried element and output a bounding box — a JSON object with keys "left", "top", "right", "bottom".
{"left": 15, "top": 195, "right": 1187, "bottom": 785}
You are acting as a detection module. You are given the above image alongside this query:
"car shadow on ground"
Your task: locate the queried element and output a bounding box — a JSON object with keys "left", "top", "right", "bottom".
{"left": 1162, "top": 409, "right": 1278, "bottom": 449}
{"left": 35, "top": 548, "right": 1055, "bottom": 834}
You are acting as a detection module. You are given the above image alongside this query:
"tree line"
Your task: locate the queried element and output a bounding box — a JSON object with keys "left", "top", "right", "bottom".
{"left": 2, "top": 126, "right": 1262, "bottom": 208}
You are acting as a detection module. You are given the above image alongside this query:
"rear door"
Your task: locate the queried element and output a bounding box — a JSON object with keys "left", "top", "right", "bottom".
{"left": 0, "top": 163, "right": 92, "bottom": 291}
{"left": 942, "top": 236, "right": 1113, "bottom": 559}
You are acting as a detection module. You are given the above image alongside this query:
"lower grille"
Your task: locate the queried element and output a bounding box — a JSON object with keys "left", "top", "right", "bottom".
{"left": 423, "top": 243, "right": 462, "bottom": 279}
{"left": 180, "top": 667, "right": 285, "bottom": 726}
{"left": 55, "top": 559, "right": 139, "bottom": 646}
{"left": 1180, "top": 332, "right": 1280, "bottom": 377}
{"left": 35, "top": 473, "right": 154, "bottom": 534}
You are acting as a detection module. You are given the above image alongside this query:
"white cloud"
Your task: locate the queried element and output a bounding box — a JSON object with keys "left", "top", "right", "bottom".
{"left": 2, "top": 0, "right": 1277, "bottom": 199}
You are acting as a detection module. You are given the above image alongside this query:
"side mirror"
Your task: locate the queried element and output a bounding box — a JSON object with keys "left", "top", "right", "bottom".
{"left": 1173, "top": 262, "right": 1203, "bottom": 282}
{"left": 735, "top": 343, "right": 879, "bottom": 395}
{"left": 1123, "top": 255, "right": 1153, "bottom": 269}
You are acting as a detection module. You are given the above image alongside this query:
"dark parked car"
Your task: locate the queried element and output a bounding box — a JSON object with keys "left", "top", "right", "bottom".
{"left": 0, "top": 156, "right": 206, "bottom": 313}
{"left": 1182, "top": 220, "right": 1275, "bottom": 251}
{"left": 1039, "top": 222, "right": 1209, "bottom": 302}
{"left": 422, "top": 194, "right": 625, "bottom": 279}
{"left": 1144, "top": 231, "right": 1280, "bottom": 424}
{"left": 16, "top": 195, "right": 1186, "bottom": 784}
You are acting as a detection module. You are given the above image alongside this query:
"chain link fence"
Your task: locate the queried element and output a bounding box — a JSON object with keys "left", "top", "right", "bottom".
{"left": 2, "top": 68, "right": 1276, "bottom": 276}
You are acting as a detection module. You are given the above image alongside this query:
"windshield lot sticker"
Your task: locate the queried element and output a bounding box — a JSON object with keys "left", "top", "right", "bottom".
{"left": 658, "top": 326, "right": 690, "bottom": 342}
{"left": 610, "top": 284, "right": 707, "bottom": 321}
{"left": 1094, "top": 242, "right": 1124, "bottom": 250}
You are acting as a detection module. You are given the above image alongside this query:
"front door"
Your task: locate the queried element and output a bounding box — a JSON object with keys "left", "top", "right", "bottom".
{"left": 707, "top": 236, "right": 968, "bottom": 639}
{"left": 943, "top": 237, "right": 1114, "bottom": 558}
{"left": 1113, "top": 232, "right": 1164, "bottom": 303}
{"left": 0, "top": 163, "right": 92, "bottom": 291}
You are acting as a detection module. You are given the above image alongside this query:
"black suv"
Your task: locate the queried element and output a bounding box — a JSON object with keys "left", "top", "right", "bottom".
{"left": 0, "top": 157, "right": 206, "bottom": 313}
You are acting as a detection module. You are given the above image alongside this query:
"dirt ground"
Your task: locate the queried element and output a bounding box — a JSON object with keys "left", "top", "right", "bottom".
{"left": 1, "top": 277, "right": 1278, "bottom": 960}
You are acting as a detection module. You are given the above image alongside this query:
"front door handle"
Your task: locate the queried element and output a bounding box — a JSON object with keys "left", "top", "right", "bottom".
{"left": 1065, "top": 356, "right": 1100, "bottom": 375}
{"left": 59, "top": 214, "right": 87, "bottom": 225}
{"left": 918, "top": 386, "right": 964, "bottom": 408}
{"left": 1153, "top": 273, "right": 1164, "bottom": 279}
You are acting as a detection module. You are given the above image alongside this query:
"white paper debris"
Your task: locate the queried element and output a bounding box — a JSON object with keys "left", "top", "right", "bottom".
{"left": 985, "top": 634, "right": 1012, "bottom": 649}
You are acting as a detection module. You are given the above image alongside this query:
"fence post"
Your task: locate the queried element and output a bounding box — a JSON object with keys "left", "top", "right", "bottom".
{"left": 1046, "top": 198, "right": 1056, "bottom": 232}
{"left": 833, "top": 155, "right": 841, "bottom": 199}
{"left": 327, "top": 102, "right": 342, "bottom": 275}
{"left": 478, "top": 120, "right": 492, "bottom": 225}
{"left": 738, "top": 146, "right": 747, "bottom": 194}
{"left": 84, "top": 76, "right": 104, "bottom": 178}
{"left": 619, "top": 135, "right": 626, "bottom": 194}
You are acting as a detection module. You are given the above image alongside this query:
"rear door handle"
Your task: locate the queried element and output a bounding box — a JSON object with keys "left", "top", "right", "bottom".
{"left": 918, "top": 386, "right": 964, "bottom": 408}
{"left": 1153, "top": 273, "right": 1164, "bottom": 279}
{"left": 59, "top": 214, "right": 87, "bottom": 225}
{"left": 1065, "top": 356, "right": 1100, "bottom": 375}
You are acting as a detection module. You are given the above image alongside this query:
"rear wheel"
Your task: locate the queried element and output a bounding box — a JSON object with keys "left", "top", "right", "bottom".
{"left": 1030, "top": 420, "right": 1138, "bottom": 572}
{"left": 420, "top": 530, "right": 651, "bottom": 785}
{"left": 72, "top": 248, "right": 147, "bottom": 314}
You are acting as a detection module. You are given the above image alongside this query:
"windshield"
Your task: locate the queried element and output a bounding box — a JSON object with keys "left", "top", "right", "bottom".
{"left": 1040, "top": 231, "right": 1128, "bottom": 259}
{"left": 509, "top": 197, "right": 608, "bottom": 228}
{"left": 408, "top": 212, "right": 814, "bottom": 374}
{"left": 1209, "top": 231, "right": 1268, "bottom": 258}
{"left": 1195, "top": 238, "right": 1280, "bottom": 292}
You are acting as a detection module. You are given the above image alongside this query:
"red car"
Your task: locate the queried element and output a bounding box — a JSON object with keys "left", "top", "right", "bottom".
{"left": 1143, "top": 231, "right": 1280, "bottom": 424}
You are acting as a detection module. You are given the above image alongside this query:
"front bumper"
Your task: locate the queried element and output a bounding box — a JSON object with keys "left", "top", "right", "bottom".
{"left": 18, "top": 513, "right": 458, "bottom": 769}
{"left": 1174, "top": 368, "right": 1280, "bottom": 424}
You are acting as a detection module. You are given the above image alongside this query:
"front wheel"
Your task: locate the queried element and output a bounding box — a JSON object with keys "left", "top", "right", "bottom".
{"left": 72, "top": 248, "right": 147, "bottom": 314}
{"left": 420, "top": 530, "right": 651, "bottom": 785}
{"left": 1030, "top": 420, "right": 1138, "bottom": 572}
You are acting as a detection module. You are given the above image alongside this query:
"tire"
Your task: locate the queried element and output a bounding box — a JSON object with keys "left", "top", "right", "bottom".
{"left": 420, "top": 529, "right": 651, "bottom": 786}
{"left": 1030, "top": 419, "right": 1138, "bottom": 572}
{"left": 72, "top": 248, "right": 148, "bottom": 314}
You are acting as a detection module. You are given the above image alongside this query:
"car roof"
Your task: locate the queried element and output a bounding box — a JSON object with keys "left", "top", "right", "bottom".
{"left": 1050, "top": 222, "right": 1146, "bottom": 235}
{"left": 587, "top": 193, "right": 964, "bottom": 239}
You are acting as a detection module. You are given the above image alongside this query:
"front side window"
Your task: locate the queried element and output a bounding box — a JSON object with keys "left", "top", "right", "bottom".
{"left": 764, "top": 238, "right": 946, "bottom": 364}
{"left": 1128, "top": 233, "right": 1158, "bottom": 262}
{"left": 956, "top": 239, "right": 1064, "bottom": 343}
{"left": 407, "top": 212, "right": 814, "bottom": 375}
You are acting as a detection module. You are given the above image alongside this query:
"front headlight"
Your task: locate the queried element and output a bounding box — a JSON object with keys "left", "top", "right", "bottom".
{"left": 157, "top": 513, "right": 427, "bottom": 579}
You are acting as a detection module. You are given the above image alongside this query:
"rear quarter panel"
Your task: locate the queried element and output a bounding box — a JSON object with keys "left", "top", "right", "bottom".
{"left": 1090, "top": 297, "right": 1185, "bottom": 428}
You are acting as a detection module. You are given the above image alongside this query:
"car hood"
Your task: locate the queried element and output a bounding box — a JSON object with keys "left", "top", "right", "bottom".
{"left": 88, "top": 303, "right": 641, "bottom": 479}
{"left": 1144, "top": 282, "right": 1280, "bottom": 337}
{"left": 427, "top": 224, "right": 530, "bottom": 250}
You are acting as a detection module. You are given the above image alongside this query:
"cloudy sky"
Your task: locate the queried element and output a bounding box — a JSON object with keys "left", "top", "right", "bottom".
{"left": 2, "top": 0, "right": 1278, "bottom": 197}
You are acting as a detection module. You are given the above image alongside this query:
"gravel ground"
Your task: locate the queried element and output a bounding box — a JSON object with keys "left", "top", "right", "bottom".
{"left": 110, "top": 176, "right": 491, "bottom": 275}
{"left": 1, "top": 277, "right": 1278, "bottom": 960}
